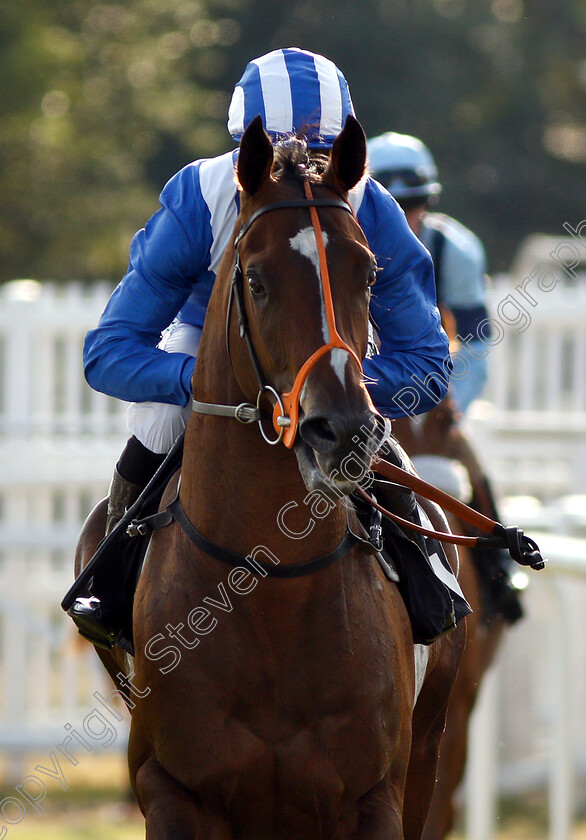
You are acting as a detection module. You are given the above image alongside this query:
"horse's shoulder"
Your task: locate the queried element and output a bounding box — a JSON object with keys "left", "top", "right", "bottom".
{"left": 160, "top": 469, "right": 181, "bottom": 509}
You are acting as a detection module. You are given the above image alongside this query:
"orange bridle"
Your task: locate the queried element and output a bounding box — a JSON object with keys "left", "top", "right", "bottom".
{"left": 273, "top": 181, "right": 365, "bottom": 447}
{"left": 209, "top": 179, "right": 371, "bottom": 447}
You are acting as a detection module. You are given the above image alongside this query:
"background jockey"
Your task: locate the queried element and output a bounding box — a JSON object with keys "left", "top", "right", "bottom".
{"left": 367, "top": 130, "right": 524, "bottom": 623}
{"left": 367, "top": 130, "right": 489, "bottom": 415}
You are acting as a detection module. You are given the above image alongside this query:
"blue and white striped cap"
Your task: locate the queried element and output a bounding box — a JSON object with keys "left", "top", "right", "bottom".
{"left": 227, "top": 47, "right": 355, "bottom": 149}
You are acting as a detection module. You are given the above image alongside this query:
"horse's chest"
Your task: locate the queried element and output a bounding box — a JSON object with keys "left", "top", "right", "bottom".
{"left": 149, "top": 637, "right": 409, "bottom": 813}
{"left": 135, "top": 560, "right": 413, "bottom": 824}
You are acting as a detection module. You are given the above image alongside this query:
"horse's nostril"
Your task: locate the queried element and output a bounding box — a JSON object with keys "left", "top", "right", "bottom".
{"left": 299, "top": 411, "right": 382, "bottom": 458}
{"left": 299, "top": 416, "right": 339, "bottom": 453}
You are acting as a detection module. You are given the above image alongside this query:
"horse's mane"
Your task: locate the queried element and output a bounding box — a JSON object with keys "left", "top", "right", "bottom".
{"left": 272, "top": 138, "right": 329, "bottom": 185}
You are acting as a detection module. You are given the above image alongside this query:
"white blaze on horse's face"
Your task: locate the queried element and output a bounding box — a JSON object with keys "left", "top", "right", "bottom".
{"left": 289, "top": 225, "right": 348, "bottom": 389}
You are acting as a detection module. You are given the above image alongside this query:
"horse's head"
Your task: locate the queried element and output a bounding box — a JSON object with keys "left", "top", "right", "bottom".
{"left": 228, "top": 114, "right": 385, "bottom": 497}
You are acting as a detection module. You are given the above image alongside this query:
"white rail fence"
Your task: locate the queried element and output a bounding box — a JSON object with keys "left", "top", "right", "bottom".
{"left": 457, "top": 273, "right": 586, "bottom": 839}
{"left": 0, "top": 279, "right": 585, "bottom": 838}
{"left": 0, "top": 280, "right": 127, "bottom": 758}
{"left": 466, "top": 535, "right": 586, "bottom": 840}
{"left": 468, "top": 275, "right": 586, "bottom": 502}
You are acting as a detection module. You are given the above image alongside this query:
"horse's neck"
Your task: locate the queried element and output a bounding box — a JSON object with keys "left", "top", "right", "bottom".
{"left": 181, "top": 418, "right": 346, "bottom": 562}
{"left": 180, "top": 354, "right": 346, "bottom": 562}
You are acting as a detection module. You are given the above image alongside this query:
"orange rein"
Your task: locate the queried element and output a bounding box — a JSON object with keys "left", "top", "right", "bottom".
{"left": 273, "top": 180, "right": 365, "bottom": 447}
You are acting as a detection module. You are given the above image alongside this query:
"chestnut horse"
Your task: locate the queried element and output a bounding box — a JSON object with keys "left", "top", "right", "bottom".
{"left": 394, "top": 408, "right": 512, "bottom": 840}
{"left": 75, "top": 115, "right": 464, "bottom": 839}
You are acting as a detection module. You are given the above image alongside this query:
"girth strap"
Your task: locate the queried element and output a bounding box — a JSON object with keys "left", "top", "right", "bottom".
{"left": 131, "top": 494, "right": 361, "bottom": 579}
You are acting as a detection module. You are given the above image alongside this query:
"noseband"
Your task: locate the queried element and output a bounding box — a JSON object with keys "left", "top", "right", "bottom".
{"left": 192, "top": 180, "right": 368, "bottom": 447}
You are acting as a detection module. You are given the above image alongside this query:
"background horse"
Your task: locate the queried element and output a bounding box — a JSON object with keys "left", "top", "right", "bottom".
{"left": 75, "top": 114, "right": 464, "bottom": 839}
{"left": 394, "top": 403, "right": 515, "bottom": 840}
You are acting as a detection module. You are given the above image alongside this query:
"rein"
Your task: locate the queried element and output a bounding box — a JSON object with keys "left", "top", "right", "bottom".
{"left": 359, "top": 458, "right": 546, "bottom": 570}
{"left": 119, "top": 435, "right": 545, "bottom": 576}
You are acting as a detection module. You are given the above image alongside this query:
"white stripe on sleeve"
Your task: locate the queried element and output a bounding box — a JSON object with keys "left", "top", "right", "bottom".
{"left": 199, "top": 152, "right": 239, "bottom": 275}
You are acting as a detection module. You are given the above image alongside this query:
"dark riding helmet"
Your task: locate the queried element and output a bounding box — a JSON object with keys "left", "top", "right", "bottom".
{"left": 227, "top": 47, "right": 356, "bottom": 150}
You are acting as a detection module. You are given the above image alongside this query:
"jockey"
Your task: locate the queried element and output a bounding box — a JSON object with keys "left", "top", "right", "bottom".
{"left": 70, "top": 48, "right": 467, "bottom": 647}
{"left": 367, "top": 130, "right": 523, "bottom": 622}
{"left": 367, "top": 130, "right": 489, "bottom": 413}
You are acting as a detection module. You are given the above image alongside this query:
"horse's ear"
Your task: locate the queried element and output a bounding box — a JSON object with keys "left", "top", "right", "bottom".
{"left": 237, "top": 115, "right": 274, "bottom": 197}
{"left": 324, "top": 115, "right": 367, "bottom": 193}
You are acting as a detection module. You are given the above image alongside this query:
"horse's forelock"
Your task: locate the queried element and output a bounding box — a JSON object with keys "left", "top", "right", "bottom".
{"left": 272, "top": 138, "right": 329, "bottom": 184}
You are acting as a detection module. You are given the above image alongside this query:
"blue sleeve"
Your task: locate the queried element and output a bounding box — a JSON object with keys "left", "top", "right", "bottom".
{"left": 358, "top": 180, "right": 451, "bottom": 417}
{"left": 83, "top": 164, "right": 213, "bottom": 405}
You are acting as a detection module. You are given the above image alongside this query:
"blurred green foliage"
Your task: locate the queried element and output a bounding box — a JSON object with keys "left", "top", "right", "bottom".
{"left": 1, "top": 0, "right": 585, "bottom": 281}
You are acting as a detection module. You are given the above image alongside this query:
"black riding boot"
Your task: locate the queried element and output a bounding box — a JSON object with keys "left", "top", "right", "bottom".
{"left": 67, "top": 436, "right": 166, "bottom": 649}
{"left": 105, "top": 467, "right": 144, "bottom": 536}
{"left": 372, "top": 436, "right": 471, "bottom": 644}
{"left": 469, "top": 477, "right": 524, "bottom": 624}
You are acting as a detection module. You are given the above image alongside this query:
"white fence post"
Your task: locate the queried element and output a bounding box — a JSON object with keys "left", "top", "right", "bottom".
{"left": 466, "top": 664, "right": 499, "bottom": 840}
{"left": 548, "top": 577, "right": 573, "bottom": 840}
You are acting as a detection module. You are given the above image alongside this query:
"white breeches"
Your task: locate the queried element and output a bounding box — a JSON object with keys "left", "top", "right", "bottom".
{"left": 126, "top": 321, "right": 202, "bottom": 454}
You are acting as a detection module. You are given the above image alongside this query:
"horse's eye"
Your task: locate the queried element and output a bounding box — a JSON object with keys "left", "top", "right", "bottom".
{"left": 367, "top": 267, "right": 377, "bottom": 288}
{"left": 247, "top": 275, "right": 266, "bottom": 298}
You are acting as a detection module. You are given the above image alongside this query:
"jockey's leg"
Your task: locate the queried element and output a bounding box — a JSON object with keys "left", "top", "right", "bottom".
{"left": 67, "top": 405, "right": 184, "bottom": 649}
{"left": 105, "top": 437, "right": 165, "bottom": 536}
{"left": 107, "top": 319, "right": 203, "bottom": 533}
{"left": 394, "top": 403, "right": 523, "bottom": 625}
{"left": 372, "top": 434, "right": 471, "bottom": 645}
{"left": 68, "top": 322, "right": 201, "bottom": 648}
